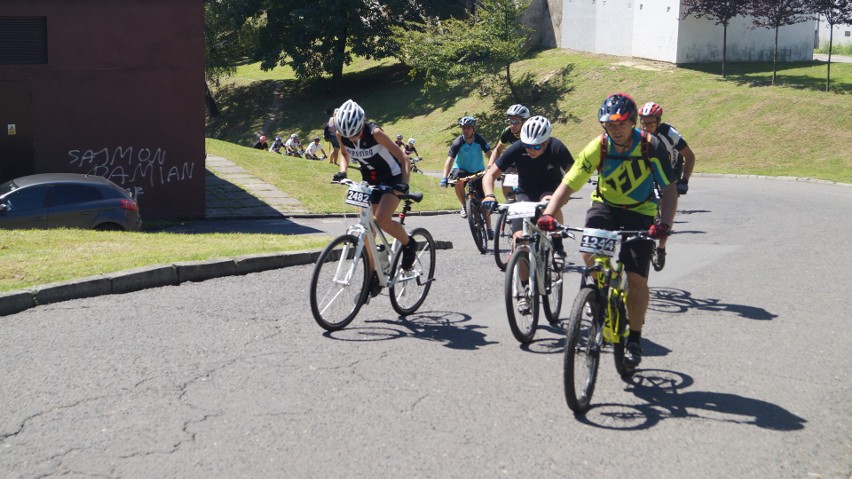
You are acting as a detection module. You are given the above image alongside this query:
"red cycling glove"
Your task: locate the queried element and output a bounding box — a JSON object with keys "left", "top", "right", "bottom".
{"left": 537, "top": 214, "right": 557, "bottom": 232}
{"left": 648, "top": 223, "right": 671, "bottom": 239}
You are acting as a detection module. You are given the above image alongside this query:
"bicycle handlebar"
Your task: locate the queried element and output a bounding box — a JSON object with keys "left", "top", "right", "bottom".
{"left": 332, "top": 179, "right": 424, "bottom": 203}
{"left": 447, "top": 171, "right": 485, "bottom": 185}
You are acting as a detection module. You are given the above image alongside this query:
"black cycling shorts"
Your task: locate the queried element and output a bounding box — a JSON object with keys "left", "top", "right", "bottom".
{"left": 584, "top": 201, "right": 655, "bottom": 278}
{"left": 364, "top": 174, "right": 403, "bottom": 204}
{"left": 449, "top": 168, "right": 485, "bottom": 198}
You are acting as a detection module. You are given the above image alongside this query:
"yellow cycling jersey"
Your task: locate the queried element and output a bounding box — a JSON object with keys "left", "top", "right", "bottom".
{"left": 562, "top": 129, "right": 675, "bottom": 217}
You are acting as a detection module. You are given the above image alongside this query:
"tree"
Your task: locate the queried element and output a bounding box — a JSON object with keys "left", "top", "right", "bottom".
{"left": 204, "top": 0, "right": 263, "bottom": 117}
{"left": 681, "top": 0, "right": 749, "bottom": 78}
{"left": 807, "top": 0, "right": 852, "bottom": 91}
{"left": 251, "top": 0, "right": 446, "bottom": 87}
{"left": 393, "top": 0, "right": 532, "bottom": 103}
{"left": 748, "top": 0, "right": 810, "bottom": 86}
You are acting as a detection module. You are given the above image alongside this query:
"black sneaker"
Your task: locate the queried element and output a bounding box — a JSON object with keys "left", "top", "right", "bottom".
{"left": 370, "top": 271, "right": 382, "bottom": 297}
{"left": 652, "top": 247, "right": 666, "bottom": 271}
{"left": 623, "top": 341, "right": 642, "bottom": 368}
{"left": 401, "top": 237, "right": 418, "bottom": 270}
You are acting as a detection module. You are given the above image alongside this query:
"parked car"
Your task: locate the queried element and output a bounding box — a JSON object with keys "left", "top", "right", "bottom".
{"left": 0, "top": 173, "right": 141, "bottom": 231}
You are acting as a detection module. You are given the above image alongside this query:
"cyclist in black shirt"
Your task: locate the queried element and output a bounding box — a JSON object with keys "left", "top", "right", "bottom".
{"left": 482, "top": 115, "right": 574, "bottom": 256}
{"left": 487, "top": 104, "right": 530, "bottom": 202}
{"left": 331, "top": 99, "right": 418, "bottom": 283}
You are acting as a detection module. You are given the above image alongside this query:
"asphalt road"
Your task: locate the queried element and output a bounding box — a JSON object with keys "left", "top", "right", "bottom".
{"left": 1, "top": 177, "right": 850, "bottom": 478}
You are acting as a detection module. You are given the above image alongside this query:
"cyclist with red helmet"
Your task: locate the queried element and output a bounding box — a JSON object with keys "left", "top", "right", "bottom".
{"left": 538, "top": 93, "right": 678, "bottom": 369}
{"left": 639, "top": 101, "right": 696, "bottom": 269}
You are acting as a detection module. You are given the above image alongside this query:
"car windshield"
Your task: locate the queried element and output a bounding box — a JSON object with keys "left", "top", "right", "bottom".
{"left": 0, "top": 180, "right": 19, "bottom": 196}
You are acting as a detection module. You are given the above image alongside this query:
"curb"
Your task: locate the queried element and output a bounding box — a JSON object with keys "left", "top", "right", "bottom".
{"left": 0, "top": 240, "right": 454, "bottom": 317}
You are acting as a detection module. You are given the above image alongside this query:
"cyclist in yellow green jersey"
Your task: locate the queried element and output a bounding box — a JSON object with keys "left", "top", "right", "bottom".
{"left": 537, "top": 93, "right": 679, "bottom": 368}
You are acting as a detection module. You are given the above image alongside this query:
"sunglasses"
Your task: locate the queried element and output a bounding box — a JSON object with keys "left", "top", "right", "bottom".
{"left": 522, "top": 143, "right": 543, "bottom": 150}
{"left": 640, "top": 119, "right": 659, "bottom": 125}
{"left": 508, "top": 119, "right": 522, "bottom": 125}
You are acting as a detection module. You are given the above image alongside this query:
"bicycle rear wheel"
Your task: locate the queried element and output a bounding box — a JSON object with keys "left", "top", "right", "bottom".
{"left": 466, "top": 198, "right": 488, "bottom": 254}
{"left": 504, "top": 248, "right": 539, "bottom": 344}
{"left": 309, "top": 234, "right": 369, "bottom": 331}
{"left": 389, "top": 228, "right": 436, "bottom": 316}
{"left": 493, "top": 210, "right": 513, "bottom": 271}
{"left": 564, "top": 286, "right": 602, "bottom": 413}
{"left": 542, "top": 246, "right": 563, "bottom": 325}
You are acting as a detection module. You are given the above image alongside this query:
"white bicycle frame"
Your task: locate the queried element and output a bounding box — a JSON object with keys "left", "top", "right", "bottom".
{"left": 505, "top": 201, "right": 554, "bottom": 294}
{"left": 338, "top": 179, "right": 401, "bottom": 289}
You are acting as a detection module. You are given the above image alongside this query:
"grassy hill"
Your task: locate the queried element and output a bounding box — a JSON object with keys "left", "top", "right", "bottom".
{"left": 207, "top": 49, "right": 852, "bottom": 197}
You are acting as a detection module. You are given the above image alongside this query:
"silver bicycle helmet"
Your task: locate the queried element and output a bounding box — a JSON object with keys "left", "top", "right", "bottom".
{"left": 459, "top": 116, "right": 477, "bottom": 127}
{"left": 335, "top": 99, "right": 366, "bottom": 138}
{"left": 520, "top": 115, "right": 552, "bottom": 145}
{"left": 407, "top": 138, "right": 416, "bottom": 145}
{"left": 506, "top": 104, "right": 531, "bottom": 119}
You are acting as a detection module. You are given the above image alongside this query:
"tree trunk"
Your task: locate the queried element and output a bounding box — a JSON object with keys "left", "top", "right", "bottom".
{"left": 331, "top": 28, "right": 348, "bottom": 88}
{"left": 827, "top": 28, "right": 834, "bottom": 92}
{"left": 772, "top": 25, "right": 779, "bottom": 86}
{"left": 506, "top": 63, "right": 520, "bottom": 104}
{"left": 722, "top": 24, "right": 728, "bottom": 78}
{"left": 205, "top": 82, "right": 220, "bottom": 118}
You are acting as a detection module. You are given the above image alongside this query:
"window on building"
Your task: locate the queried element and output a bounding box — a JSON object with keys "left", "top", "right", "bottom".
{"left": 0, "top": 17, "right": 48, "bottom": 65}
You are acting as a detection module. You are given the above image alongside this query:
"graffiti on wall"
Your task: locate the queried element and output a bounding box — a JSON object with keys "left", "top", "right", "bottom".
{"left": 67, "top": 146, "right": 195, "bottom": 193}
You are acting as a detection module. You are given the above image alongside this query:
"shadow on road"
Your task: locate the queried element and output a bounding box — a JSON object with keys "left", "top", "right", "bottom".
{"left": 324, "top": 310, "right": 498, "bottom": 350}
{"left": 575, "top": 369, "right": 806, "bottom": 431}
{"left": 650, "top": 287, "right": 778, "bottom": 321}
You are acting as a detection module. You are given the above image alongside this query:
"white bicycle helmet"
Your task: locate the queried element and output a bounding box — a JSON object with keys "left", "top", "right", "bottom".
{"left": 407, "top": 138, "right": 416, "bottom": 145}
{"left": 506, "top": 104, "right": 531, "bottom": 119}
{"left": 335, "top": 99, "right": 366, "bottom": 138}
{"left": 290, "top": 133, "right": 298, "bottom": 139}
{"left": 520, "top": 115, "right": 552, "bottom": 145}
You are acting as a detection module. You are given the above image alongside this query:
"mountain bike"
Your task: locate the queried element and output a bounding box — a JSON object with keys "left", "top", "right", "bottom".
{"left": 493, "top": 173, "right": 517, "bottom": 271}
{"left": 562, "top": 226, "right": 656, "bottom": 413}
{"left": 309, "top": 179, "right": 436, "bottom": 331}
{"left": 498, "top": 201, "right": 570, "bottom": 344}
{"left": 409, "top": 156, "right": 425, "bottom": 174}
{"left": 448, "top": 171, "right": 490, "bottom": 254}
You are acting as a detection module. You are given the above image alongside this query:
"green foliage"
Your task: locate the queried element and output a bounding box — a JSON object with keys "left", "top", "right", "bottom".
{"left": 394, "top": 0, "right": 532, "bottom": 100}
{"left": 204, "top": 0, "right": 262, "bottom": 86}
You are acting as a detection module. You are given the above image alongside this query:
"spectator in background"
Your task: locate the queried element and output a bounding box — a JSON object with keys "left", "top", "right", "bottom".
{"left": 253, "top": 135, "right": 268, "bottom": 150}
{"left": 324, "top": 108, "right": 340, "bottom": 165}
{"left": 304, "top": 136, "right": 327, "bottom": 160}
{"left": 269, "top": 136, "right": 284, "bottom": 154}
{"left": 285, "top": 134, "right": 303, "bottom": 157}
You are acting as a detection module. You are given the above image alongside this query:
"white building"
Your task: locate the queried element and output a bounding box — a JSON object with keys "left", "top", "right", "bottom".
{"left": 560, "top": 0, "right": 814, "bottom": 63}
{"left": 816, "top": 15, "right": 852, "bottom": 48}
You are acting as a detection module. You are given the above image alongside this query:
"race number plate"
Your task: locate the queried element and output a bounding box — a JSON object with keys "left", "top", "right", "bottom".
{"left": 579, "top": 228, "right": 618, "bottom": 256}
{"left": 344, "top": 184, "right": 371, "bottom": 208}
{"left": 506, "top": 201, "right": 539, "bottom": 220}
{"left": 502, "top": 173, "right": 518, "bottom": 188}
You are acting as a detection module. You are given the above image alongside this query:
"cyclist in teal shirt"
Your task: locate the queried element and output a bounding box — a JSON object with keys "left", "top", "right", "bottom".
{"left": 441, "top": 116, "right": 492, "bottom": 222}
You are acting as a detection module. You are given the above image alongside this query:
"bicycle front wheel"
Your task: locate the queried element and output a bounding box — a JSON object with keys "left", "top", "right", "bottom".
{"left": 542, "top": 247, "right": 564, "bottom": 325}
{"left": 493, "top": 210, "right": 513, "bottom": 271}
{"left": 389, "top": 228, "right": 436, "bottom": 316}
{"left": 504, "top": 248, "right": 539, "bottom": 344}
{"left": 466, "top": 198, "right": 488, "bottom": 254}
{"left": 309, "top": 234, "right": 369, "bottom": 331}
{"left": 611, "top": 294, "right": 635, "bottom": 378}
{"left": 564, "top": 286, "right": 602, "bottom": 413}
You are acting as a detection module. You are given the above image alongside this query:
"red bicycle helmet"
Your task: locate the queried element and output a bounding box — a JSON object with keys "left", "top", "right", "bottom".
{"left": 640, "top": 101, "right": 663, "bottom": 118}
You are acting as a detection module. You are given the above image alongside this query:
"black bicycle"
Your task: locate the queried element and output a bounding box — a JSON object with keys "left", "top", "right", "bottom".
{"left": 449, "top": 171, "right": 490, "bottom": 254}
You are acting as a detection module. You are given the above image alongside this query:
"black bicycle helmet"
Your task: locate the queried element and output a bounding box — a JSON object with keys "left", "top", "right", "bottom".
{"left": 599, "top": 93, "right": 637, "bottom": 122}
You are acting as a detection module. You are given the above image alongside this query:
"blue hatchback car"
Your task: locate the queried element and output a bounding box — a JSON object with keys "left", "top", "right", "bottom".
{"left": 0, "top": 173, "right": 141, "bottom": 231}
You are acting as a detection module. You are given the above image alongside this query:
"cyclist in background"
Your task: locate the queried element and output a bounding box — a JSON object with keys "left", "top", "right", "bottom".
{"left": 404, "top": 138, "right": 419, "bottom": 157}
{"left": 487, "top": 104, "right": 531, "bottom": 202}
{"left": 331, "top": 99, "right": 418, "bottom": 293}
{"left": 482, "top": 115, "right": 574, "bottom": 259}
{"left": 538, "top": 93, "right": 678, "bottom": 369}
{"left": 394, "top": 134, "right": 406, "bottom": 151}
{"left": 441, "top": 116, "right": 494, "bottom": 235}
{"left": 639, "top": 101, "right": 696, "bottom": 269}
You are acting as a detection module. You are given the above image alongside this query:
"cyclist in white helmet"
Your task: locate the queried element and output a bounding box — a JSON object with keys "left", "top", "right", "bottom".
{"left": 404, "top": 138, "right": 419, "bottom": 157}
{"left": 483, "top": 115, "right": 574, "bottom": 260}
{"left": 487, "top": 104, "right": 531, "bottom": 202}
{"left": 332, "top": 99, "right": 417, "bottom": 293}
